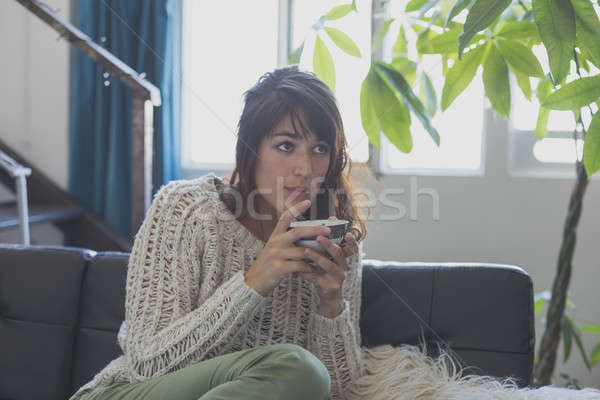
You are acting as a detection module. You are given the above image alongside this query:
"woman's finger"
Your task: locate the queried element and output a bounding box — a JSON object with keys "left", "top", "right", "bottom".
{"left": 316, "top": 235, "right": 346, "bottom": 267}
{"left": 342, "top": 233, "right": 359, "bottom": 257}
{"left": 302, "top": 246, "right": 338, "bottom": 275}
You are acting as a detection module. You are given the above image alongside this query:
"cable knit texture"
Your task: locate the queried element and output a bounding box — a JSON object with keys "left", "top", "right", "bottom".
{"left": 69, "top": 173, "right": 600, "bottom": 400}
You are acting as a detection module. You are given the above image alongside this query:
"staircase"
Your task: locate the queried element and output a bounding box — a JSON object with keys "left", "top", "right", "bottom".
{"left": 0, "top": 138, "right": 131, "bottom": 252}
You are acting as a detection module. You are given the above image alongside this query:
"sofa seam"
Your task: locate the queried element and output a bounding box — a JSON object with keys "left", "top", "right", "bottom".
{"left": 67, "top": 251, "right": 93, "bottom": 395}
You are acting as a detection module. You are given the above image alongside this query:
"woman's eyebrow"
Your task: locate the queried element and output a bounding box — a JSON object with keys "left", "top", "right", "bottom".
{"left": 270, "top": 131, "right": 327, "bottom": 143}
{"left": 270, "top": 131, "right": 299, "bottom": 140}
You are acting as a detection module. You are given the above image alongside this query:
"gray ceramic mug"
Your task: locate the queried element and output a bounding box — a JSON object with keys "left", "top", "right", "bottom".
{"left": 287, "top": 219, "right": 362, "bottom": 255}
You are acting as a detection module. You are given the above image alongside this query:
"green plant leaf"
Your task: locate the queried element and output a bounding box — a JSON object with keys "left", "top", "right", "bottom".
{"left": 419, "top": 27, "right": 486, "bottom": 55}
{"left": 562, "top": 316, "right": 573, "bottom": 363}
{"left": 360, "top": 68, "right": 382, "bottom": 147}
{"left": 591, "top": 342, "right": 600, "bottom": 366}
{"left": 375, "top": 62, "right": 441, "bottom": 146}
{"left": 572, "top": 0, "right": 600, "bottom": 68}
{"left": 370, "top": 68, "right": 413, "bottom": 153}
{"left": 583, "top": 324, "right": 600, "bottom": 334}
{"left": 497, "top": 21, "right": 541, "bottom": 41}
{"left": 458, "top": 0, "right": 511, "bottom": 57}
{"left": 406, "top": 0, "right": 430, "bottom": 12}
{"left": 565, "top": 315, "right": 592, "bottom": 370}
{"left": 324, "top": 27, "right": 362, "bottom": 58}
{"left": 420, "top": 71, "right": 438, "bottom": 116}
{"left": 325, "top": 3, "right": 354, "bottom": 21}
{"left": 483, "top": 42, "right": 511, "bottom": 118}
{"left": 532, "top": 0, "right": 576, "bottom": 84}
{"left": 583, "top": 111, "right": 600, "bottom": 177}
{"left": 446, "top": 0, "right": 476, "bottom": 26}
{"left": 495, "top": 39, "right": 545, "bottom": 78}
{"left": 391, "top": 56, "right": 418, "bottom": 85}
{"left": 534, "top": 297, "right": 547, "bottom": 315}
{"left": 571, "top": 0, "right": 600, "bottom": 36}
{"left": 541, "top": 76, "right": 600, "bottom": 109}
{"left": 313, "top": 34, "right": 336, "bottom": 91}
{"left": 535, "top": 78, "right": 553, "bottom": 139}
{"left": 394, "top": 25, "right": 408, "bottom": 54}
{"left": 442, "top": 44, "right": 486, "bottom": 110}
{"left": 373, "top": 19, "right": 395, "bottom": 54}
{"left": 419, "top": 28, "right": 459, "bottom": 54}
{"left": 513, "top": 68, "right": 532, "bottom": 101}
{"left": 288, "top": 42, "right": 304, "bottom": 64}
{"left": 577, "top": 45, "right": 594, "bottom": 72}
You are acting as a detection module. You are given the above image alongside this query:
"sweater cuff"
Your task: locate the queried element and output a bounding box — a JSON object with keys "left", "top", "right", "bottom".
{"left": 228, "top": 270, "right": 267, "bottom": 309}
{"left": 310, "top": 298, "right": 351, "bottom": 336}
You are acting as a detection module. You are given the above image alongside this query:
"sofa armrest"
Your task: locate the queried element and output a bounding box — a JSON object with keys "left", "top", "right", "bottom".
{"left": 360, "top": 260, "right": 534, "bottom": 387}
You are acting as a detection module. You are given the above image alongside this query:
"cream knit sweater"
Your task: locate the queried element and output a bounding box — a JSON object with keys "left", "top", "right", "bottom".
{"left": 70, "top": 172, "right": 364, "bottom": 400}
{"left": 70, "top": 173, "right": 600, "bottom": 400}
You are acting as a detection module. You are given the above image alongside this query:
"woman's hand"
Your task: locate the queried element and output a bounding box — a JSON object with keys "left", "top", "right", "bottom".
{"left": 244, "top": 199, "right": 332, "bottom": 297}
{"left": 299, "top": 216, "right": 360, "bottom": 313}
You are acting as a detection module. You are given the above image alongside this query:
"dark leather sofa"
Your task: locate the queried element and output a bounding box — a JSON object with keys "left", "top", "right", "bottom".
{"left": 0, "top": 244, "right": 534, "bottom": 400}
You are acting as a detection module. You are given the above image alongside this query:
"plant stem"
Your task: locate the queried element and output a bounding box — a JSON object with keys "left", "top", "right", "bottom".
{"left": 533, "top": 50, "right": 592, "bottom": 387}
{"left": 534, "top": 151, "right": 589, "bottom": 387}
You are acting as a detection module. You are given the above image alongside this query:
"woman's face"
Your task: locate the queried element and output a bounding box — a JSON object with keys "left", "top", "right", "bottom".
{"left": 253, "top": 112, "right": 331, "bottom": 218}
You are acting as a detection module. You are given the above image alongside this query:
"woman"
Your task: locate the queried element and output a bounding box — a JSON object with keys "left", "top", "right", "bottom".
{"left": 70, "top": 65, "right": 369, "bottom": 400}
{"left": 71, "top": 65, "right": 600, "bottom": 400}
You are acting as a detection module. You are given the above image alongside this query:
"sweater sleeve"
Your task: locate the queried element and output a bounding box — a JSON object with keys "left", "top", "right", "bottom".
{"left": 122, "top": 181, "right": 267, "bottom": 381}
{"left": 307, "top": 241, "right": 366, "bottom": 399}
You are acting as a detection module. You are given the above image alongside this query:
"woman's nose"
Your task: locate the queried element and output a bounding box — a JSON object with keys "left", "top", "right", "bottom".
{"left": 293, "top": 151, "right": 312, "bottom": 176}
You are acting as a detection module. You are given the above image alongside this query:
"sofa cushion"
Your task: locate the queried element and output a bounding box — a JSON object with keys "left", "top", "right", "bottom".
{"left": 0, "top": 245, "right": 91, "bottom": 400}
{"left": 360, "top": 261, "right": 534, "bottom": 387}
{"left": 71, "top": 252, "right": 128, "bottom": 393}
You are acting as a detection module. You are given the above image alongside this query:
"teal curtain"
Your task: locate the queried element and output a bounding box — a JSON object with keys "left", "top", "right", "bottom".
{"left": 68, "top": 0, "right": 181, "bottom": 238}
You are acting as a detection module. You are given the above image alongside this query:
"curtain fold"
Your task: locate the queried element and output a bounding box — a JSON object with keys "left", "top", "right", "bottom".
{"left": 68, "top": 0, "right": 181, "bottom": 238}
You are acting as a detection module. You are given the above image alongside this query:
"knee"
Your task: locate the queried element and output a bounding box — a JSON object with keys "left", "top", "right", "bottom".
{"left": 266, "top": 344, "right": 331, "bottom": 397}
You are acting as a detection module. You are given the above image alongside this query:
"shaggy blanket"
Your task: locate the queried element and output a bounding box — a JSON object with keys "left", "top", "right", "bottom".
{"left": 345, "top": 343, "right": 600, "bottom": 400}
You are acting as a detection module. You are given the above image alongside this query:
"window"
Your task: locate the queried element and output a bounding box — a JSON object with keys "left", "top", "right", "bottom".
{"left": 181, "top": 0, "right": 370, "bottom": 178}
{"left": 509, "top": 44, "right": 600, "bottom": 179}
{"left": 181, "top": 0, "right": 280, "bottom": 175}
{"left": 380, "top": 0, "right": 486, "bottom": 176}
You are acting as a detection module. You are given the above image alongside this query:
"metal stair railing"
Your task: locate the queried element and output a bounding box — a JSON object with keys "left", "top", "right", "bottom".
{"left": 0, "top": 150, "right": 32, "bottom": 245}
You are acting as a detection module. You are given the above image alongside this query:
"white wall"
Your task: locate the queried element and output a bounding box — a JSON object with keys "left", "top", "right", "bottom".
{"left": 360, "top": 110, "right": 600, "bottom": 388}
{"left": 0, "top": 0, "right": 71, "bottom": 190}
{"left": 1, "top": 0, "right": 599, "bottom": 390}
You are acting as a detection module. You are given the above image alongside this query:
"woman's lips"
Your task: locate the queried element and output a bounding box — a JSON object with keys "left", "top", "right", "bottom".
{"left": 285, "top": 187, "right": 309, "bottom": 196}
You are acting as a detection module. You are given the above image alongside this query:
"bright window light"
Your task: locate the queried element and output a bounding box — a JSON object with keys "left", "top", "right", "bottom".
{"left": 182, "top": 0, "right": 279, "bottom": 166}
{"left": 383, "top": 1, "right": 485, "bottom": 173}
{"left": 511, "top": 45, "right": 578, "bottom": 132}
{"left": 533, "top": 138, "right": 584, "bottom": 164}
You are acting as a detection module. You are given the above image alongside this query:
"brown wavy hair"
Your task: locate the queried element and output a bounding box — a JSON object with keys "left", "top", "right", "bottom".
{"left": 220, "top": 65, "right": 374, "bottom": 242}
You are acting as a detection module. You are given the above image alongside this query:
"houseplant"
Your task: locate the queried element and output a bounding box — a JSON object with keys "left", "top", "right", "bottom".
{"left": 289, "top": 0, "right": 600, "bottom": 387}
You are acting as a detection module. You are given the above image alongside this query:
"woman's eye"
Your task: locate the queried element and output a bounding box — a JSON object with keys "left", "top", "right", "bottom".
{"left": 275, "top": 142, "right": 329, "bottom": 154}
{"left": 276, "top": 142, "right": 294, "bottom": 152}
{"left": 315, "top": 144, "right": 329, "bottom": 154}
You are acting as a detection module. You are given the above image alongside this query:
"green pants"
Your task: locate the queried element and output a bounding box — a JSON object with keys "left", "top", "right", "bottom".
{"left": 78, "top": 343, "right": 331, "bottom": 400}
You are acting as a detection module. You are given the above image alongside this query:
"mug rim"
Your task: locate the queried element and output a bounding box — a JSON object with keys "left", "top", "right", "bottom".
{"left": 289, "top": 219, "right": 348, "bottom": 228}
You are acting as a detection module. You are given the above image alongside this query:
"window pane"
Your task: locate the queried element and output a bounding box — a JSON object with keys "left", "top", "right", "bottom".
{"left": 383, "top": 7, "right": 484, "bottom": 172}
{"left": 385, "top": 66, "right": 484, "bottom": 171}
{"left": 182, "top": 0, "right": 279, "bottom": 166}
{"left": 511, "top": 45, "right": 578, "bottom": 132}
{"left": 533, "top": 138, "right": 584, "bottom": 164}
{"left": 292, "top": 0, "right": 372, "bottom": 163}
